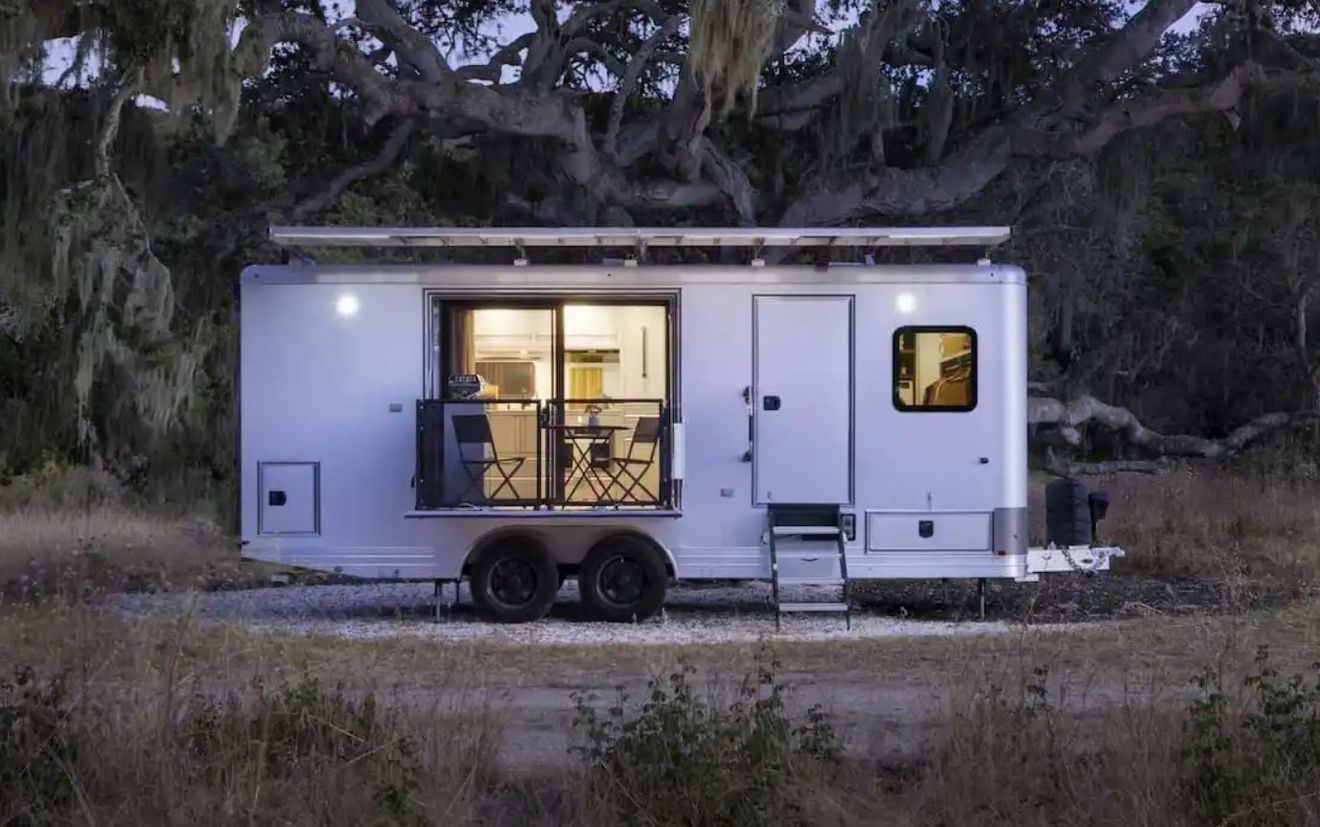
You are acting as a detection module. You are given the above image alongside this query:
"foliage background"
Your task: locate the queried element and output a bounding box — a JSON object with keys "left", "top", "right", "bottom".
{"left": 2, "top": 0, "right": 1319, "bottom": 513}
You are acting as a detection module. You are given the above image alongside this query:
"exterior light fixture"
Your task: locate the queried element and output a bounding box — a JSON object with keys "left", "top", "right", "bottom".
{"left": 336, "top": 294, "right": 360, "bottom": 317}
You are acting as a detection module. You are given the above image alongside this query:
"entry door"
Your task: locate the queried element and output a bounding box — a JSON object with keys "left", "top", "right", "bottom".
{"left": 753, "top": 295, "right": 853, "bottom": 504}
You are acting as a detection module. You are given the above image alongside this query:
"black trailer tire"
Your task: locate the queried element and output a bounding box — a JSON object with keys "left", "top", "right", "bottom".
{"left": 469, "top": 535, "right": 559, "bottom": 623}
{"left": 579, "top": 535, "right": 668, "bottom": 623}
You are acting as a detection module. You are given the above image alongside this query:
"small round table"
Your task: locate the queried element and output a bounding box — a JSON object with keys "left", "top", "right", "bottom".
{"left": 543, "top": 423, "right": 625, "bottom": 504}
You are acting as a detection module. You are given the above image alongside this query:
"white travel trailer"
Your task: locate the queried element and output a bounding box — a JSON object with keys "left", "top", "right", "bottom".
{"left": 241, "top": 226, "right": 1122, "bottom": 625}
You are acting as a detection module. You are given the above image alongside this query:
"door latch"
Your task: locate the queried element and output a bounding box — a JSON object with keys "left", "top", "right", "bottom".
{"left": 762, "top": 395, "right": 781, "bottom": 411}
{"left": 268, "top": 490, "right": 287, "bottom": 507}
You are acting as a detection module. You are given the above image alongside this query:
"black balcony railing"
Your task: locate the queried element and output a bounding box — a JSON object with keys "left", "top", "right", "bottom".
{"left": 416, "top": 397, "right": 672, "bottom": 511}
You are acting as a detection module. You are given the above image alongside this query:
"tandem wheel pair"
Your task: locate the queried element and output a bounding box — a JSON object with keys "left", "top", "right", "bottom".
{"left": 443, "top": 532, "right": 669, "bottom": 623}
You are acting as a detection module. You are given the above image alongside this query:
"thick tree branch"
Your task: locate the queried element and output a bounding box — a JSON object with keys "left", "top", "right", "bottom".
{"left": 1026, "top": 61, "right": 1320, "bottom": 157}
{"left": 237, "top": 12, "right": 633, "bottom": 214}
{"left": 1042, "top": 449, "right": 1165, "bottom": 477}
{"left": 562, "top": 0, "right": 668, "bottom": 35}
{"left": 755, "top": 71, "right": 845, "bottom": 124}
{"left": 95, "top": 70, "right": 142, "bottom": 179}
{"left": 454, "top": 33, "right": 536, "bottom": 82}
{"left": 776, "top": 0, "right": 1313, "bottom": 228}
{"left": 1024, "top": 0, "right": 1200, "bottom": 124}
{"left": 755, "top": 23, "right": 940, "bottom": 132}
{"left": 521, "top": 0, "right": 565, "bottom": 91}
{"left": 354, "top": 0, "right": 450, "bottom": 81}
{"left": 236, "top": 13, "right": 604, "bottom": 145}
{"left": 699, "top": 143, "right": 759, "bottom": 224}
{"left": 241, "top": 11, "right": 740, "bottom": 218}
{"left": 1029, "top": 394, "right": 1313, "bottom": 459}
{"left": 777, "top": 129, "right": 1013, "bottom": 226}
{"left": 607, "top": 15, "right": 682, "bottom": 160}
{"left": 658, "top": 0, "right": 830, "bottom": 185}
{"left": 562, "top": 36, "right": 628, "bottom": 79}
{"left": 755, "top": 1, "right": 920, "bottom": 133}
{"left": 235, "top": 12, "right": 407, "bottom": 125}
{"left": 289, "top": 119, "right": 418, "bottom": 222}
{"left": 234, "top": 0, "right": 1316, "bottom": 231}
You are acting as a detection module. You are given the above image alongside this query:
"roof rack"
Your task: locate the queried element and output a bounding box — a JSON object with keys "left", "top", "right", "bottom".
{"left": 268, "top": 225, "right": 1011, "bottom": 250}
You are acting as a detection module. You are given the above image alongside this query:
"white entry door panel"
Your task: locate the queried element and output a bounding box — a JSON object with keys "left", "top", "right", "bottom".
{"left": 753, "top": 295, "right": 853, "bottom": 504}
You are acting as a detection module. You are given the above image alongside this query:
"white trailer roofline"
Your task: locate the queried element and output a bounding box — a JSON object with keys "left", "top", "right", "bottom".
{"left": 240, "top": 263, "right": 1026, "bottom": 287}
{"left": 269, "top": 225, "right": 1011, "bottom": 249}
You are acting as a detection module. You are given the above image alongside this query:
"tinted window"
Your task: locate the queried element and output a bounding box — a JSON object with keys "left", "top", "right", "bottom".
{"left": 894, "top": 327, "right": 976, "bottom": 412}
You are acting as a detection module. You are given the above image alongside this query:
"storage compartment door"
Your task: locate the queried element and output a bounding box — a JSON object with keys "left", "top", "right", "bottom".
{"left": 866, "top": 511, "right": 991, "bottom": 551}
{"left": 753, "top": 295, "right": 853, "bottom": 505}
{"left": 258, "top": 462, "right": 320, "bottom": 535}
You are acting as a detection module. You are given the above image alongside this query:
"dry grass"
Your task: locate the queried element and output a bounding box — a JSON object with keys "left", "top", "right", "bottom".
{"left": 3, "top": 464, "right": 1317, "bottom": 598}
{"left": 852, "top": 686, "right": 1189, "bottom": 825}
{"left": 1030, "top": 468, "right": 1320, "bottom": 582}
{"left": 4, "top": 467, "right": 1320, "bottom": 823}
{"left": 0, "top": 460, "right": 260, "bottom": 596}
{"left": 2, "top": 645, "right": 512, "bottom": 825}
{"left": 4, "top": 603, "right": 1320, "bottom": 826}
{"left": 0, "top": 506, "right": 254, "bottom": 596}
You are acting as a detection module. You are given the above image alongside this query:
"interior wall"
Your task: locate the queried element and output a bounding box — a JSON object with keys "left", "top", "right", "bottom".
{"left": 473, "top": 308, "right": 554, "bottom": 398}
{"left": 915, "top": 333, "right": 943, "bottom": 400}
{"left": 463, "top": 304, "right": 668, "bottom": 402}
{"left": 615, "top": 306, "right": 667, "bottom": 400}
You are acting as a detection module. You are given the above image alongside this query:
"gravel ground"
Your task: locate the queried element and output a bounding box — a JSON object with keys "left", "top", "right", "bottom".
{"left": 103, "top": 580, "right": 1069, "bottom": 646}
{"left": 102, "top": 571, "right": 1305, "bottom": 647}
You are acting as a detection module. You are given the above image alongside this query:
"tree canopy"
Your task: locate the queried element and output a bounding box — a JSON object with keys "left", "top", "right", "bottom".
{"left": 1, "top": 0, "right": 1319, "bottom": 488}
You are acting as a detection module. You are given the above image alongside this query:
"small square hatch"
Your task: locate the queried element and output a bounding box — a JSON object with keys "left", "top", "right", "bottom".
{"left": 258, "top": 462, "right": 320, "bottom": 535}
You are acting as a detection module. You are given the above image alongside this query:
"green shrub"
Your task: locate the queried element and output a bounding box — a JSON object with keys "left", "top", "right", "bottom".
{"left": 0, "top": 666, "right": 79, "bottom": 827}
{"left": 1182, "top": 647, "right": 1320, "bottom": 826}
{"left": 183, "top": 676, "right": 426, "bottom": 826}
{"left": 571, "top": 654, "right": 837, "bottom": 827}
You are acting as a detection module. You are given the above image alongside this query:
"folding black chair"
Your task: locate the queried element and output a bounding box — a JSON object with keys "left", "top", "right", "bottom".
{"left": 608, "top": 416, "right": 661, "bottom": 504}
{"left": 451, "top": 414, "right": 526, "bottom": 503}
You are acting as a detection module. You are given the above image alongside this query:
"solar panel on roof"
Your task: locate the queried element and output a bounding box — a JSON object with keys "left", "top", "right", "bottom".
{"left": 268, "top": 226, "right": 1011, "bottom": 249}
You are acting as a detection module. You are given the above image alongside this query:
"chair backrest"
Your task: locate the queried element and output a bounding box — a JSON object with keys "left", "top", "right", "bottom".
{"left": 625, "top": 416, "right": 662, "bottom": 462}
{"left": 632, "top": 416, "right": 662, "bottom": 444}
{"left": 451, "top": 414, "right": 495, "bottom": 461}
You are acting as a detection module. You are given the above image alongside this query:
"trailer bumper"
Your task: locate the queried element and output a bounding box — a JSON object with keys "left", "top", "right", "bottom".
{"left": 1016, "top": 545, "right": 1125, "bottom": 581}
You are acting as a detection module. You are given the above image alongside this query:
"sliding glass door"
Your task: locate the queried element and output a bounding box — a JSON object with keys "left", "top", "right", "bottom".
{"left": 421, "top": 296, "right": 673, "bottom": 510}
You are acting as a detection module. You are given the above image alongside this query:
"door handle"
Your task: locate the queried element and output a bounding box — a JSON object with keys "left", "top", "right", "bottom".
{"left": 762, "top": 395, "right": 781, "bottom": 411}
{"left": 268, "top": 490, "right": 287, "bottom": 507}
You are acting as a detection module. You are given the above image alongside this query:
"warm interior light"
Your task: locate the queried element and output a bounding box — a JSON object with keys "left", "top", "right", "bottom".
{"left": 896, "top": 292, "right": 917, "bottom": 314}
{"left": 336, "top": 294, "right": 360, "bottom": 317}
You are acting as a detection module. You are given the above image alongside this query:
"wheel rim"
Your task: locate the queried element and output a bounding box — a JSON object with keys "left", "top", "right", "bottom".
{"left": 489, "top": 557, "right": 538, "bottom": 608}
{"left": 597, "top": 554, "right": 646, "bottom": 607}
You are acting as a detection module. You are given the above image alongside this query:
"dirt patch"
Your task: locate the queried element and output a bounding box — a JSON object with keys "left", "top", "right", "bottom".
{"left": 851, "top": 572, "right": 1308, "bottom": 623}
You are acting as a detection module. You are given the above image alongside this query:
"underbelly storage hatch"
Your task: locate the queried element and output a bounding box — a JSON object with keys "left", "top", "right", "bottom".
{"left": 865, "top": 511, "right": 992, "bottom": 552}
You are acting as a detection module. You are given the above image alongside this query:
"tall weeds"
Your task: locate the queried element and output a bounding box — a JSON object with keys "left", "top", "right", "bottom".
{"left": 5, "top": 641, "right": 1320, "bottom": 826}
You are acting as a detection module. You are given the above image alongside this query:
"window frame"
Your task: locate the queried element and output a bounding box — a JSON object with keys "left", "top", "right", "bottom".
{"left": 892, "top": 325, "right": 979, "bottom": 413}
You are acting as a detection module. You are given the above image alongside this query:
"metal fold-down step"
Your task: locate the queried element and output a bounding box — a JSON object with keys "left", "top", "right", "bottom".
{"left": 778, "top": 602, "right": 850, "bottom": 613}
{"left": 767, "top": 503, "right": 852, "bottom": 630}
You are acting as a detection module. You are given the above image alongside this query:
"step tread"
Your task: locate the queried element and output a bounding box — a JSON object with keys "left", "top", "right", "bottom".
{"left": 776, "top": 577, "right": 846, "bottom": 586}
{"left": 777, "top": 602, "right": 850, "bottom": 613}
{"left": 772, "top": 526, "right": 841, "bottom": 536}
